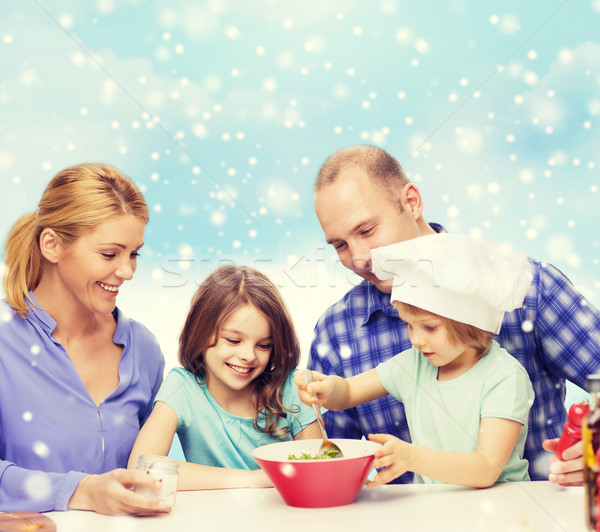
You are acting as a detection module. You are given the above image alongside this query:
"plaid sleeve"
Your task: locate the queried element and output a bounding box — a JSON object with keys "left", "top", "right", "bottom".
{"left": 497, "top": 260, "right": 600, "bottom": 479}
{"left": 536, "top": 261, "right": 600, "bottom": 388}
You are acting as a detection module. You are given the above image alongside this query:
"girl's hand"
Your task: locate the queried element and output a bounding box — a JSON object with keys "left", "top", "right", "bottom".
{"left": 68, "top": 469, "right": 172, "bottom": 516}
{"left": 366, "top": 433, "right": 412, "bottom": 487}
{"left": 249, "top": 468, "right": 274, "bottom": 488}
{"left": 294, "top": 370, "right": 333, "bottom": 406}
{"left": 542, "top": 438, "right": 584, "bottom": 486}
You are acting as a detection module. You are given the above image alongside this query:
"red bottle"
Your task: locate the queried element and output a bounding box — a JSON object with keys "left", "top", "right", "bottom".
{"left": 555, "top": 401, "right": 589, "bottom": 461}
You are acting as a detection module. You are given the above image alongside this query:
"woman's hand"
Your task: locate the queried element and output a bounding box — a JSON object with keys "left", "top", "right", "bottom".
{"left": 542, "top": 438, "right": 584, "bottom": 486}
{"left": 68, "top": 469, "right": 172, "bottom": 515}
{"left": 366, "top": 433, "right": 411, "bottom": 487}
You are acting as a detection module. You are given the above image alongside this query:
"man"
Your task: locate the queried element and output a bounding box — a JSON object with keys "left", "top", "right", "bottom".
{"left": 308, "top": 144, "right": 598, "bottom": 484}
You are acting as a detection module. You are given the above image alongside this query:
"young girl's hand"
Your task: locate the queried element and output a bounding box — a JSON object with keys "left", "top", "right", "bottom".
{"left": 249, "top": 468, "right": 274, "bottom": 488}
{"left": 366, "top": 433, "right": 412, "bottom": 487}
{"left": 294, "top": 370, "right": 333, "bottom": 406}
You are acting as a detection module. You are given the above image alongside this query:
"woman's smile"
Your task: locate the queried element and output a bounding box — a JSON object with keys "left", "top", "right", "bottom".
{"left": 97, "top": 281, "right": 120, "bottom": 295}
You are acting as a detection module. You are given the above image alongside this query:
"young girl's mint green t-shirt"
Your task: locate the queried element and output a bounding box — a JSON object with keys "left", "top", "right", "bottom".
{"left": 376, "top": 340, "right": 534, "bottom": 484}
{"left": 155, "top": 367, "right": 317, "bottom": 470}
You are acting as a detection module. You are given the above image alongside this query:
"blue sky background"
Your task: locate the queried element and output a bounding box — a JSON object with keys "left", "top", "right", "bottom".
{"left": 1, "top": 1, "right": 598, "bottom": 405}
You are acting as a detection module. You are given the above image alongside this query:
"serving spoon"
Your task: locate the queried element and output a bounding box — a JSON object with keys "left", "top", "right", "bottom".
{"left": 302, "top": 370, "right": 344, "bottom": 458}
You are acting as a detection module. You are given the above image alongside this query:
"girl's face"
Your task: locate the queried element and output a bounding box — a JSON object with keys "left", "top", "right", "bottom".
{"left": 396, "top": 306, "right": 479, "bottom": 378}
{"left": 204, "top": 303, "right": 273, "bottom": 404}
{"left": 51, "top": 214, "right": 145, "bottom": 316}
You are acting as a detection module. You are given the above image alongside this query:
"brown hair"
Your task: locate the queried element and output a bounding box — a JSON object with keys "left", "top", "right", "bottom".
{"left": 315, "top": 145, "right": 410, "bottom": 212}
{"left": 178, "top": 265, "right": 301, "bottom": 439}
{"left": 395, "top": 301, "right": 493, "bottom": 358}
{"left": 3, "top": 163, "right": 149, "bottom": 317}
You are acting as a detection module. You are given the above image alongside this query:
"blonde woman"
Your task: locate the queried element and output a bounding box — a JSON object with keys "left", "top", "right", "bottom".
{"left": 0, "top": 163, "right": 166, "bottom": 515}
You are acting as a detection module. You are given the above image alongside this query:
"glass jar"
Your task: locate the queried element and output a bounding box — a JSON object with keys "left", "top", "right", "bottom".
{"left": 134, "top": 454, "right": 179, "bottom": 508}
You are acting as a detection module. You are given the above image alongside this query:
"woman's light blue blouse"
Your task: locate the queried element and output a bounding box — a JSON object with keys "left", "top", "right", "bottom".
{"left": 0, "top": 296, "right": 164, "bottom": 512}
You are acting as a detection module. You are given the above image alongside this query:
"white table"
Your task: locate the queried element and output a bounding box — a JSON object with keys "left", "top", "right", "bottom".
{"left": 46, "top": 482, "right": 586, "bottom": 532}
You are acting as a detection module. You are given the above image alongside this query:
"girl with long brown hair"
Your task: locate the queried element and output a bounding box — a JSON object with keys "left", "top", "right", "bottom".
{"left": 129, "top": 265, "right": 319, "bottom": 488}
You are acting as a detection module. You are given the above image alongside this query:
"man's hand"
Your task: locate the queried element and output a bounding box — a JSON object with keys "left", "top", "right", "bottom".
{"left": 542, "top": 438, "right": 584, "bottom": 486}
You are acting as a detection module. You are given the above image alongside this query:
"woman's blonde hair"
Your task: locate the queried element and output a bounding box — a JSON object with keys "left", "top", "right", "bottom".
{"left": 3, "top": 163, "right": 149, "bottom": 317}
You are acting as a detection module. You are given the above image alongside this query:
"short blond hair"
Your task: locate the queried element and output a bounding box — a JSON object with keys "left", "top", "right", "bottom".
{"left": 3, "top": 163, "right": 148, "bottom": 317}
{"left": 395, "top": 301, "right": 493, "bottom": 358}
{"left": 315, "top": 145, "right": 409, "bottom": 212}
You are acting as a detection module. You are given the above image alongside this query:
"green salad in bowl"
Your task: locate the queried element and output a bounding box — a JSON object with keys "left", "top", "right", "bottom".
{"left": 287, "top": 449, "right": 341, "bottom": 460}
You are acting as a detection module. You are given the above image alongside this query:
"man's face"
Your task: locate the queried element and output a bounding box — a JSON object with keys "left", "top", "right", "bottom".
{"left": 314, "top": 167, "right": 424, "bottom": 293}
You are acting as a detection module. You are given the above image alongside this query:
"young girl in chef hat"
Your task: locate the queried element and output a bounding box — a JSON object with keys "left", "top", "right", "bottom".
{"left": 296, "top": 233, "right": 535, "bottom": 487}
{"left": 129, "top": 265, "right": 320, "bottom": 488}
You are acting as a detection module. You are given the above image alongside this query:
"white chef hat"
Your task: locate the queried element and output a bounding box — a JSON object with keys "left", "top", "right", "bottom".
{"left": 370, "top": 233, "right": 533, "bottom": 334}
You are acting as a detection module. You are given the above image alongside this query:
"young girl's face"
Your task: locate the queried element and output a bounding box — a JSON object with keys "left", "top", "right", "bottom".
{"left": 396, "top": 306, "right": 478, "bottom": 377}
{"left": 204, "top": 303, "right": 273, "bottom": 401}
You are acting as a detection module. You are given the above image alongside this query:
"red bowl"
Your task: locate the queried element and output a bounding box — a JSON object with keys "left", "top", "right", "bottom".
{"left": 253, "top": 438, "right": 380, "bottom": 508}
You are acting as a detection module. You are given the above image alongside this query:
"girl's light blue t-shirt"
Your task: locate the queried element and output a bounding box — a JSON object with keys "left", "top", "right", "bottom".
{"left": 156, "top": 367, "right": 316, "bottom": 470}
